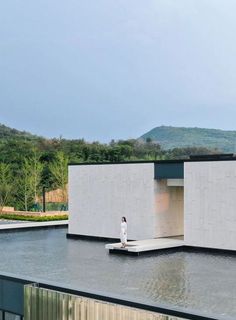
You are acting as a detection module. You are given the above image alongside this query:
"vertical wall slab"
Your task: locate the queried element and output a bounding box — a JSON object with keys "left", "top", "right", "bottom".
{"left": 69, "top": 163, "right": 156, "bottom": 240}
{"left": 184, "top": 161, "right": 236, "bottom": 251}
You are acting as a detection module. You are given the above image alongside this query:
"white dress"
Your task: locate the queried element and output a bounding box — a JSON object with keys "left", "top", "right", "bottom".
{"left": 120, "top": 222, "right": 127, "bottom": 244}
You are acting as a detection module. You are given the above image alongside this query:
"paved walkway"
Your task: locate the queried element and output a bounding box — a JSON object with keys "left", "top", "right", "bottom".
{"left": 106, "top": 238, "right": 184, "bottom": 254}
{"left": 0, "top": 220, "right": 68, "bottom": 230}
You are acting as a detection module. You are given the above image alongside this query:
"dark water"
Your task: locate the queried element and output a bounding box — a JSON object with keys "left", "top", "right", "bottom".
{"left": 0, "top": 228, "right": 235, "bottom": 319}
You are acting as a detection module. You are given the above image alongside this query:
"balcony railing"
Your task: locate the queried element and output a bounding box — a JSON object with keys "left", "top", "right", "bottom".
{"left": 24, "top": 284, "right": 185, "bottom": 320}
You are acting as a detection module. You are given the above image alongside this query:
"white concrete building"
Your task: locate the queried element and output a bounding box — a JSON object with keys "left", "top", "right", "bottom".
{"left": 68, "top": 155, "right": 236, "bottom": 251}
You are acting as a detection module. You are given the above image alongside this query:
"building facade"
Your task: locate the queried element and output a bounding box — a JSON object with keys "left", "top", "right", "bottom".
{"left": 68, "top": 157, "right": 236, "bottom": 251}
{"left": 68, "top": 162, "right": 183, "bottom": 240}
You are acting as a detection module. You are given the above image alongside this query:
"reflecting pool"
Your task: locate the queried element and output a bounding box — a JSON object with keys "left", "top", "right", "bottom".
{"left": 0, "top": 228, "right": 235, "bottom": 319}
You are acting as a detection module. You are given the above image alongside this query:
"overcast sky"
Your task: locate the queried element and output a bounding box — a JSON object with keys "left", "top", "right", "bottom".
{"left": 1, "top": 0, "right": 236, "bottom": 141}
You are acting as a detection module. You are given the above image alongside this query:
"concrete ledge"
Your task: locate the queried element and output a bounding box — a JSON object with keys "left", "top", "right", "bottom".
{"left": 106, "top": 240, "right": 236, "bottom": 256}
{"left": 0, "top": 220, "right": 68, "bottom": 232}
{"left": 106, "top": 238, "right": 185, "bottom": 254}
{"left": 183, "top": 245, "right": 236, "bottom": 255}
{"left": 67, "top": 233, "right": 121, "bottom": 242}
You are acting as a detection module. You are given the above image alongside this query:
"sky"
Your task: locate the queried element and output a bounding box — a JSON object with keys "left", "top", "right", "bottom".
{"left": 1, "top": 0, "right": 236, "bottom": 142}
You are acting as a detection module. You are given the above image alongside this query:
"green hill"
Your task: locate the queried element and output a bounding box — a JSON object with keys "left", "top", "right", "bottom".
{"left": 1, "top": 122, "right": 235, "bottom": 153}
{"left": 140, "top": 126, "right": 236, "bottom": 152}
{"left": 0, "top": 124, "right": 40, "bottom": 141}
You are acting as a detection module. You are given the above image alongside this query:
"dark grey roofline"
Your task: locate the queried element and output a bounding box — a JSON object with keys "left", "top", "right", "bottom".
{"left": 69, "top": 160, "right": 157, "bottom": 166}
{"left": 68, "top": 157, "right": 236, "bottom": 166}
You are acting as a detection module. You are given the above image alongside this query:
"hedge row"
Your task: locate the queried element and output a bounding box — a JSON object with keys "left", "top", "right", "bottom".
{"left": 0, "top": 214, "right": 68, "bottom": 222}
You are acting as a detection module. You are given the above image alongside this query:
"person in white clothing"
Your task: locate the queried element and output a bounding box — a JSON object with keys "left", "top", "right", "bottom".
{"left": 120, "top": 217, "right": 127, "bottom": 248}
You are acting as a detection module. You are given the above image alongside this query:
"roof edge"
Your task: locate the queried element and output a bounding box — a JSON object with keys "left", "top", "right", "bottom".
{"left": 68, "top": 157, "right": 236, "bottom": 166}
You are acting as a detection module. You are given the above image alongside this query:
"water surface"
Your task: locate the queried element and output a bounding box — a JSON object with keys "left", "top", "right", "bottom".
{"left": 0, "top": 228, "right": 235, "bottom": 319}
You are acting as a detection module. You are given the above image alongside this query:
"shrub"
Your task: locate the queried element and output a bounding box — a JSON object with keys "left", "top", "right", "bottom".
{"left": 0, "top": 214, "right": 68, "bottom": 222}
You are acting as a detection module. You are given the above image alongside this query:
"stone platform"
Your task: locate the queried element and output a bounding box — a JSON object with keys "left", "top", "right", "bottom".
{"left": 106, "top": 238, "right": 184, "bottom": 254}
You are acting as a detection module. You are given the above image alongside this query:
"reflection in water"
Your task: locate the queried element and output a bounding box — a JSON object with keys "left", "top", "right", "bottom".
{"left": 142, "top": 254, "right": 187, "bottom": 305}
{"left": 0, "top": 228, "right": 235, "bottom": 319}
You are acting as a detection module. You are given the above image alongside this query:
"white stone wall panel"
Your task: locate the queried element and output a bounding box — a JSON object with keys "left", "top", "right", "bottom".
{"left": 184, "top": 161, "right": 236, "bottom": 251}
{"left": 69, "top": 163, "right": 156, "bottom": 240}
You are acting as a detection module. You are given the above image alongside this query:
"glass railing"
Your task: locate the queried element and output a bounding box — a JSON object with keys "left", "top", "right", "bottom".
{"left": 24, "top": 284, "right": 185, "bottom": 320}
{"left": 0, "top": 310, "right": 21, "bottom": 320}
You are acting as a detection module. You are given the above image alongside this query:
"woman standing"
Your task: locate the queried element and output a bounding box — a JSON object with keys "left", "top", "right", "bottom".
{"left": 120, "top": 217, "right": 127, "bottom": 248}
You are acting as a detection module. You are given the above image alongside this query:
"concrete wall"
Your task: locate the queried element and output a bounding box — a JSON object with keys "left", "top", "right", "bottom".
{"left": 184, "top": 161, "right": 236, "bottom": 251}
{"left": 154, "top": 180, "right": 184, "bottom": 237}
{"left": 69, "top": 163, "right": 156, "bottom": 240}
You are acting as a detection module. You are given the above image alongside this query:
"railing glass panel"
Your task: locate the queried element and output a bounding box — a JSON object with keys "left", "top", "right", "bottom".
{"left": 5, "top": 312, "right": 21, "bottom": 320}
{"left": 24, "top": 284, "right": 186, "bottom": 320}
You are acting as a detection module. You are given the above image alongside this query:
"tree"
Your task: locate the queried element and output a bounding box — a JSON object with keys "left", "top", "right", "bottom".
{"left": 18, "top": 159, "right": 35, "bottom": 211}
{"left": 49, "top": 152, "right": 68, "bottom": 203}
{"left": 17, "top": 152, "right": 43, "bottom": 211}
{"left": 146, "top": 137, "right": 152, "bottom": 143}
{"left": 0, "top": 163, "right": 13, "bottom": 212}
{"left": 31, "top": 150, "right": 43, "bottom": 204}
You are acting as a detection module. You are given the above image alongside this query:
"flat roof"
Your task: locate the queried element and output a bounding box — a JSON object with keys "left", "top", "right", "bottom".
{"left": 68, "top": 154, "right": 236, "bottom": 166}
{"left": 0, "top": 228, "right": 235, "bottom": 320}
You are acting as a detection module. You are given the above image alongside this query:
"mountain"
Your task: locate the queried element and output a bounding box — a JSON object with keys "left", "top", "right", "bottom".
{"left": 1, "top": 122, "right": 235, "bottom": 156}
{"left": 140, "top": 126, "right": 236, "bottom": 152}
{"left": 0, "top": 124, "right": 40, "bottom": 141}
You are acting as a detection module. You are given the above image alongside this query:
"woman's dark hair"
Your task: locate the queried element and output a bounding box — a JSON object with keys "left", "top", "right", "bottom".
{"left": 122, "top": 216, "right": 127, "bottom": 222}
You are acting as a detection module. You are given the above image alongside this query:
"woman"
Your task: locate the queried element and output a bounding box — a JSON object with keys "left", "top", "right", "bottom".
{"left": 120, "top": 217, "right": 127, "bottom": 248}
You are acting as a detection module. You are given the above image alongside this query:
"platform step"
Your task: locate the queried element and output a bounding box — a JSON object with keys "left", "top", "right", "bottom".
{"left": 105, "top": 238, "right": 184, "bottom": 253}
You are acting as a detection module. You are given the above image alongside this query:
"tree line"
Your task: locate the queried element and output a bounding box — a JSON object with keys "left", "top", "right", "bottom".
{"left": 0, "top": 135, "right": 218, "bottom": 211}
{"left": 0, "top": 151, "right": 68, "bottom": 211}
